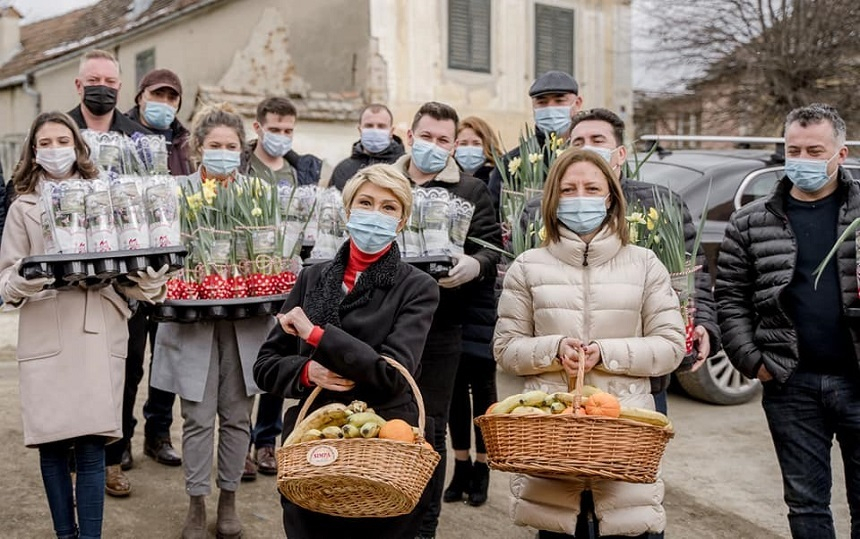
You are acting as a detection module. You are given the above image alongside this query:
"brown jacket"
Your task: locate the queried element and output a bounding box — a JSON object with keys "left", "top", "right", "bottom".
{"left": 0, "top": 189, "right": 130, "bottom": 447}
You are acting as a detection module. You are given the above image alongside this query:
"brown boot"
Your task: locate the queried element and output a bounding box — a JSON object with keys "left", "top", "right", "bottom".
{"left": 216, "top": 489, "right": 243, "bottom": 538}
{"left": 181, "top": 495, "right": 206, "bottom": 539}
{"left": 105, "top": 465, "right": 131, "bottom": 497}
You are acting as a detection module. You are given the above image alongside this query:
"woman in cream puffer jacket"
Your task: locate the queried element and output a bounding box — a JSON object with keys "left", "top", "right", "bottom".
{"left": 494, "top": 149, "right": 685, "bottom": 538}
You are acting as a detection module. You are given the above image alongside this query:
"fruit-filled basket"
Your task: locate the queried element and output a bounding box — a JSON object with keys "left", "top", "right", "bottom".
{"left": 277, "top": 357, "right": 440, "bottom": 518}
{"left": 475, "top": 354, "right": 674, "bottom": 484}
{"left": 19, "top": 246, "right": 187, "bottom": 289}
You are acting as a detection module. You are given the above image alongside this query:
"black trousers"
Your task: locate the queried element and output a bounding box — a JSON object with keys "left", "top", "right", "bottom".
{"left": 416, "top": 325, "right": 462, "bottom": 537}
{"left": 104, "top": 307, "right": 176, "bottom": 466}
{"left": 448, "top": 352, "right": 497, "bottom": 453}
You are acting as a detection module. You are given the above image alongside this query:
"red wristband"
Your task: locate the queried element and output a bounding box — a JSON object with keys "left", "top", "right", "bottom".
{"left": 300, "top": 361, "right": 314, "bottom": 388}
{"left": 307, "top": 325, "right": 324, "bottom": 347}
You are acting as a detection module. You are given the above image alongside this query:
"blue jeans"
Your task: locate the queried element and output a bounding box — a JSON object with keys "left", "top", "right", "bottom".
{"left": 761, "top": 370, "right": 860, "bottom": 539}
{"left": 39, "top": 436, "right": 106, "bottom": 539}
{"left": 250, "top": 392, "right": 284, "bottom": 449}
{"left": 653, "top": 390, "right": 668, "bottom": 415}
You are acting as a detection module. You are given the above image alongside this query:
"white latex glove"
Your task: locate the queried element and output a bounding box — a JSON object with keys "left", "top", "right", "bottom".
{"left": 437, "top": 253, "right": 481, "bottom": 289}
{"left": 125, "top": 264, "right": 170, "bottom": 304}
{"left": 2, "top": 261, "right": 55, "bottom": 304}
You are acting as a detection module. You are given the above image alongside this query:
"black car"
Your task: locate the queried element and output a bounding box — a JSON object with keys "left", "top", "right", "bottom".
{"left": 631, "top": 138, "right": 860, "bottom": 405}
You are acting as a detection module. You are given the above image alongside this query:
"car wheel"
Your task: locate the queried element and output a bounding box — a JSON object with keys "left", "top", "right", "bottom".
{"left": 674, "top": 351, "right": 761, "bottom": 405}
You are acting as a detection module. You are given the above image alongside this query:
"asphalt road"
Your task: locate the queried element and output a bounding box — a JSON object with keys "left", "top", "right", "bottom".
{"left": 0, "top": 310, "right": 851, "bottom": 538}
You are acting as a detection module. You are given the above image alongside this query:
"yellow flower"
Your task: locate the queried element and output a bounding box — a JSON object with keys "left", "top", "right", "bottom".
{"left": 648, "top": 207, "right": 659, "bottom": 221}
{"left": 251, "top": 205, "right": 263, "bottom": 218}
{"left": 508, "top": 157, "right": 522, "bottom": 176}
{"left": 202, "top": 179, "right": 218, "bottom": 205}
{"left": 626, "top": 212, "right": 646, "bottom": 225}
{"left": 538, "top": 226, "right": 546, "bottom": 242}
{"left": 528, "top": 152, "right": 542, "bottom": 164}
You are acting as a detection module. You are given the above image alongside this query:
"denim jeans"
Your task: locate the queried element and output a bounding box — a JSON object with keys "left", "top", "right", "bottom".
{"left": 761, "top": 370, "right": 860, "bottom": 539}
{"left": 652, "top": 389, "right": 668, "bottom": 415}
{"left": 250, "top": 392, "right": 284, "bottom": 449}
{"left": 39, "top": 436, "right": 106, "bottom": 539}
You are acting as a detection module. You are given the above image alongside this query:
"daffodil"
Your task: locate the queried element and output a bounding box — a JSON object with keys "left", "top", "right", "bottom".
{"left": 251, "top": 205, "right": 263, "bottom": 218}
{"left": 528, "top": 152, "right": 542, "bottom": 165}
{"left": 626, "top": 212, "right": 646, "bottom": 225}
{"left": 648, "top": 207, "right": 659, "bottom": 221}
{"left": 538, "top": 226, "right": 547, "bottom": 242}
{"left": 508, "top": 156, "right": 522, "bottom": 176}
{"left": 202, "top": 179, "right": 218, "bottom": 205}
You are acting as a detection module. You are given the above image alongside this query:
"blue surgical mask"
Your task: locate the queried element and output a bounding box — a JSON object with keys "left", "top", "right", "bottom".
{"left": 360, "top": 128, "right": 392, "bottom": 154}
{"left": 557, "top": 196, "right": 608, "bottom": 235}
{"left": 534, "top": 106, "right": 572, "bottom": 135}
{"left": 261, "top": 131, "right": 293, "bottom": 157}
{"left": 581, "top": 145, "right": 617, "bottom": 165}
{"left": 785, "top": 152, "right": 840, "bottom": 193}
{"left": 202, "top": 149, "right": 241, "bottom": 176}
{"left": 454, "top": 146, "right": 486, "bottom": 173}
{"left": 411, "top": 139, "right": 450, "bottom": 174}
{"left": 142, "top": 101, "right": 176, "bottom": 130}
{"left": 346, "top": 209, "right": 400, "bottom": 254}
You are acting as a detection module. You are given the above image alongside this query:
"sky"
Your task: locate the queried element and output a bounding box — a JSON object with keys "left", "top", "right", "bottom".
{"left": 13, "top": 0, "right": 687, "bottom": 92}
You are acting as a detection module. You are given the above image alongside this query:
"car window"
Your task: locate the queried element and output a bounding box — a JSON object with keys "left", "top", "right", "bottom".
{"left": 734, "top": 167, "right": 783, "bottom": 210}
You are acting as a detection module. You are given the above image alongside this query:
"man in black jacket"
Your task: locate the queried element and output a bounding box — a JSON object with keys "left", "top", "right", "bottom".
{"left": 331, "top": 103, "right": 405, "bottom": 190}
{"left": 487, "top": 70, "right": 583, "bottom": 211}
{"left": 568, "top": 108, "right": 720, "bottom": 413}
{"left": 393, "top": 102, "right": 502, "bottom": 539}
{"left": 716, "top": 103, "right": 860, "bottom": 538}
{"left": 68, "top": 49, "right": 152, "bottom": 498}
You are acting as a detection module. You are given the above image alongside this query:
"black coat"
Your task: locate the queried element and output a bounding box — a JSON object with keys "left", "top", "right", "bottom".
{"left": 254, "top": 242, "right": 439, "bottom": 538}
{"left": 67, "top": 105, "right": 151, "bottom": 137}
{"left": 716, "top": 171, "right": 860, "bottom": 383}
{"left": 332, "top": 135, "right": 406, "bottom": 190}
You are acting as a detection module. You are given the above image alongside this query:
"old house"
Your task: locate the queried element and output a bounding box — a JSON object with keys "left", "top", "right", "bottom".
{"left": 0, "top": 0, "right": 633, "bottom": 177}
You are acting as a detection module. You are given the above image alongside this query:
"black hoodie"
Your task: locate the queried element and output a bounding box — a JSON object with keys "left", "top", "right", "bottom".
{"left": 331, "top": 135, "right": 406, "bottom": 190}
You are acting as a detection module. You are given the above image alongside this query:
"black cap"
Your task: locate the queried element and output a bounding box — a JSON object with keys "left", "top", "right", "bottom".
{"left": 528, "top": 71, "right": 579, "bottom": 98}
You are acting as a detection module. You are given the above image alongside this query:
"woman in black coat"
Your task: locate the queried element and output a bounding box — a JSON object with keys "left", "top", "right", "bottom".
{"left": 254, "top": 164, "right": 440, "bottom": 539}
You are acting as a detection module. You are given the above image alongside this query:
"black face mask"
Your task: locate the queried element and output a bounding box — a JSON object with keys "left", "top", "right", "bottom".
{"left": 82, "top": 85, "right": 118, "bottom": 116}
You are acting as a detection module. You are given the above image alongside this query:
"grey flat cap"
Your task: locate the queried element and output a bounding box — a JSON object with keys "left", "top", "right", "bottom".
{"left": 529, "top": 71, "right": 579, "bottom": 97}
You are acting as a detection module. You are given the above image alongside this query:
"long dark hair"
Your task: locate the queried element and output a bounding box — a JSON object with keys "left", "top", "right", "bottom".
{"left": 12, "top": 111, "right": 98, "bottom": 195}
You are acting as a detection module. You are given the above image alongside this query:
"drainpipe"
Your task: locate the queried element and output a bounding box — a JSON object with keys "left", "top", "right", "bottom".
{"left": 22, "top": 72, "right": 40, "bottom": 115}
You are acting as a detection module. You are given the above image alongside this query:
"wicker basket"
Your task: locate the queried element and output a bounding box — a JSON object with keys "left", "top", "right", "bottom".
{"left": 475, "top": 351, "right": 674, "bottom": 484}
{"left": 276, "top": 357, "right": 440, "bottom": 518}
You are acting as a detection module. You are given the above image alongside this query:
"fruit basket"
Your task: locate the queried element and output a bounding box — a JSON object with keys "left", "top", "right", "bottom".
{"left": 19, "top": 246, "right": 186, "bottom": 289}
{"left": 303, "top": 255, "right": 454, "bottom": 279}
{"left": 475, "top": 354, "right": 674, "bottom": 484}
{"left": 277, "top": 357, "right": 440, "bottom": 518}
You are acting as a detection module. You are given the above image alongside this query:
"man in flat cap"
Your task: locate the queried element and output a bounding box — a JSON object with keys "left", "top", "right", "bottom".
{"left": 487, "top": 70, "right": 583, "bottom": 209}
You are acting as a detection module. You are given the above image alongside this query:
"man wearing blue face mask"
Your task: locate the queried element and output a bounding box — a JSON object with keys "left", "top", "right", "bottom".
{"left": 717, "top": 103, "right": 860, "bottom": 539}
{"left": 127, "top": 68, "right": 193, "bottom": 176}
{"left": 393, "top": 102, "right": 502, "bottom": 539}
{"left": 240, "top": 97, "right": 322, "bottom": 188}
{"left": 487, "top": 70, "right": 583, "bottom": 211}
{"left": 332, "top": 103, "right": 406, "bottom": 191}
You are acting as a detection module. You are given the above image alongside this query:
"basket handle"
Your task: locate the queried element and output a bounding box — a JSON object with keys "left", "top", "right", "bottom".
{"left": 569, "top": 347, "right": 586, "bottom": 409}
{"left": 293, "top": 355, "right": 428, "bottom": 436}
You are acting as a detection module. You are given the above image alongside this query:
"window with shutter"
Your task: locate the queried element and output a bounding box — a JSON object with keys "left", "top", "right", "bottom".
{"left": 135, "top": 48, "right": 155, "bottom": 89}
{"left": 534, "top": 4, "right": 574, "bottom": 77}
{"left": 448, "top": 0, "right": 491, "bottom": 73}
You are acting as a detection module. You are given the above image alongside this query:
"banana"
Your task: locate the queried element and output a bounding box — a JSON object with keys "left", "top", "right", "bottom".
{"left": 347, "top": 400, "right": 367, "bottom": 413}
{"left": 550, "top": 401, "right": 567, "bottom": 414}
{"left": 539, "top": 406, "right": 552, "bottom": 414}
{"left": 299, "top": 429, "right": 324, "bottom": 443}
{"left": 581, "top": 385, "right": 604, "bottom": 398}
{"left": 619, "top": 407, "right": 672, "bottom": 428}
{"left": 511, "top": 405, "right": 548, "bottom": 415}
{"left": 347, "top": 412, "right": 387, "bottom": 428}
{"left": 490, "top": 394, "right": 524, "bottom": 415}
{"left": 341, "top": 424, "right": 361, "bottom": 438}
{"left": 518, "top": 390, "right": 549, "bottom": 407}
{"left": 360, "top": 422, "right": 381, "bottom": 438}
{"left": 321, "top": 426, "right": 345, "bottom": 439}
{"left": 284, "top": 403, "right": 348, "bottom": 445}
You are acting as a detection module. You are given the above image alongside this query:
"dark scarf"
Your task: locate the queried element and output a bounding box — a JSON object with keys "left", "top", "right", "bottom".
{"left": 304, "top": 241, "right": 401, "bottom": 328}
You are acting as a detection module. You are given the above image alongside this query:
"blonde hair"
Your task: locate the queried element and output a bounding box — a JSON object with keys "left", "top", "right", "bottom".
{"left": 541, "top": 149, "right": 628, "bottom": 246}
{"left": 342, "top": 164, "right": 414, "bottom": 222}
{"left": 79, "top": 49, "right": 120, "bottom": 74}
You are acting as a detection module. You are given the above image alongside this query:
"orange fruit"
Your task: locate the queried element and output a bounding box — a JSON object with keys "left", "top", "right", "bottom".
{"left": 485, "top": 402, "right": 497, "bottom": 415}
{"left": 574, "top": 407, "right": 588, "bottom": 417}
{"left": 585, "top": 393, "right": 621, "bottom": 418}
{"left": 379, "top": 419, "right": 415, "bottom": 442}
{"left": 422, "top": 441, "right": 433, "bottom": 451}
{"left": 561, "top": 406, "right": 574, "bottom": 415}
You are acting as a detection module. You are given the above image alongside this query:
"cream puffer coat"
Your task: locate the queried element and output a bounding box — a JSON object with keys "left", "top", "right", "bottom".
{"left": 494, "top": 225, "right": 685, "bottom": 536}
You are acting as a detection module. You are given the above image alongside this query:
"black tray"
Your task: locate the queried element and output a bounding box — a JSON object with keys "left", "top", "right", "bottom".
{"left": 303, "top": 255, "right": 454, "bottom": 278}
{"left": 151, "top": 294, "right": 290, "bottom": 323}
{"left": 19, "top": 246, "right": 187, "bottom": 289}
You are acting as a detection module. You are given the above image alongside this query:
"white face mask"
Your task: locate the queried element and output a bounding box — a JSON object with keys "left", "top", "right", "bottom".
{"left": 36, "top": 147, "right": 77, "bottom": 178}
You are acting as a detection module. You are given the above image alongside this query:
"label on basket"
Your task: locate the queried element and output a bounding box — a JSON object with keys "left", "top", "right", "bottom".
{"left": 306, "top": 445, "right": 338, "bottom": 467}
